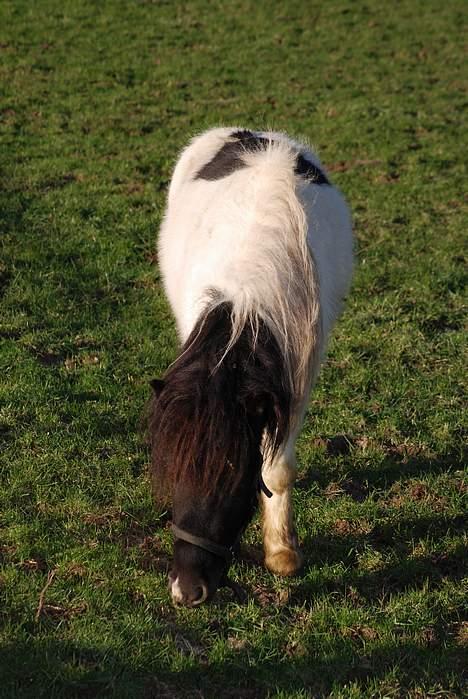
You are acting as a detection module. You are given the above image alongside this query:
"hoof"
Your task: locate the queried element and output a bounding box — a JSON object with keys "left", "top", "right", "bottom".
{"left": 265, "top": 547, "right": 303, "bottom": 577}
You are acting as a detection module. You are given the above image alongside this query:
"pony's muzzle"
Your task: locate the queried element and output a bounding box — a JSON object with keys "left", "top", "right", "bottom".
{"left": 169, "top": 574, "right": 209, "bottom": 607}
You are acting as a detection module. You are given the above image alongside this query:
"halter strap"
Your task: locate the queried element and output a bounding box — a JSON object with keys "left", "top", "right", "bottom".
{"left": 172, "top": 474, "right": 272, "bottom": 562}
{"left": 171, "top": 524, "right": 233, "bottom": 562}
{"left": 258, "top": 473, "right": 273, "bottom": 498}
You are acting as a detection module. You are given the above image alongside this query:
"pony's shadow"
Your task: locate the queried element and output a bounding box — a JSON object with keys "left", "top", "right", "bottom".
{"left": 302, "top": 512, "right": 465, "bottom": 565}
{"left": 294, "top": 440, "right": 466, "bottom": 603}
{"left": 295, "top": 512, "right": 466, "bottom": 604}
{"left": 2, "top": 613, "right": 465, "bottom": 698}
{"left": 296, "top": 439, "right": 465, "bottom": 493}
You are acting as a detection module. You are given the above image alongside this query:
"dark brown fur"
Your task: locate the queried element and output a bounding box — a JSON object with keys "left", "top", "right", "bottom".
{"left": 195, "top": 129, "right": 329, "bottom": 185}
{"left": 148, "top": 302, "right": 291, "bottom": 502}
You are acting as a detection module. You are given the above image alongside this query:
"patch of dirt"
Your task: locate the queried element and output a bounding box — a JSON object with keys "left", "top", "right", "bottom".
{"left": 408, "top": 482, "right": 429, "bottom": 499}
{"left": 333, "top": 519, "right": 355, "bottom": 537}
{"left": 145, "top": 250, "right": 158, "bottom": 265}
{"left": 35, "top": 501, "right": 54, "bottom": 515}
{"left": 227, "top": 636, "right": 248, "bottom": 651}
{"left": 137, "top": 536, "right": 170, "bottom": 573}
{"left": 429, "top": 552, "right": 463, "bottom": 576}
{"left": 332, "top": 519, "right": 371, "bottom": 537}
{"left": 345, "top": 586, "right": 364, "bottom": 606}
{"left": 40, "top": 172, "right": 78, "bottom": 190}
{"left": 32, "top": 345, "right": 102, "bottom": 370}
{"left": 324, "top": 481, "right": 342, "bottom": 497}
{"left": 239, "top": 543, "right": 264, "bottom": 566}
{"left": 327, "top": 159, "right": 383, "bottom": 173}
{"left": 387, "top": 480, "right": 449, "bottom": 510}
{"left": 342, "top": 625, "right": 379, "bottom": 642}
{"left": 376, "top": 171, "right": 400, "bottom": 184}
{"left": 37, "top": 601, "right": 88, "bottom": 621}
{"left": 0, "top": 329, "right": 21, "bottom": 340}
{"left": 64, "top": 354, "right": 100, "bottom": 370}
{"left": 311, "top": 434, "right": 380, "bottom": 457}
{"left": 124, "top": 181, "right": 145, "bottom": 195}
{"left": 252, "top": 584, "right": 292, "bottom": 607}
{"left": 82, "top": 509, "right": 124, "bottom": 527}
{"left": 385, "top": 441, "right": 428, "bottom": 461}
{"left": 324, "top": 479, "right": 368, "bottom": 502}
{"left": 453, "top": 476, "right": 467, "bottom": 494}
{"left": 62, "top": 562, "right": 88, "bottom": 579}
{"left": 311, "top": 434, "right": 431, "bottom": 465}
{"left": 18, "top": 557, "right": 48, "bottom": 573}
{"left": 252, "top": 584, "right": 279, "bottom": 607}
{"left": 82, "top": 509, "right": 165, "bottom": 554}
{"left": 311, "top": 434, "right": 355, "bottom": 455}
{"left": 284, "top": 638, "right": 308, "bottom": 658}
{"left": 454, "top": 621, "right": 468, "bottom": 647}
{"left": 0, "top": 544, "right": 17, "bottom": 562}
{"left": 122, "top": 525, "right": 158, "bottom": 550}
{"left": 419, "top": 627, "right": 438, "bottom": 647}
{"left": 386, "top": 493, "right": 406, "bottom": 508}
{"left": 34, "top": 349, "right": 65, "bottom": 366}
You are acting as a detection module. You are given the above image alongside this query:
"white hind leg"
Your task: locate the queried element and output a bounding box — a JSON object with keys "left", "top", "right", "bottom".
{"left": 261, "top": 436, "right": 303, "bottom": 576}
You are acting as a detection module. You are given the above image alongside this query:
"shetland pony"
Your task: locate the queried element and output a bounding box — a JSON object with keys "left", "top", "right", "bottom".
{"left": 149, "top": 128, "right": 353, "bottom": 606}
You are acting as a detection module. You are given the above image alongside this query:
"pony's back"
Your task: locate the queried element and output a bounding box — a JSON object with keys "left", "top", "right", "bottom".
{"left": 158, "top": 127, "right": 353, "bottom": 408}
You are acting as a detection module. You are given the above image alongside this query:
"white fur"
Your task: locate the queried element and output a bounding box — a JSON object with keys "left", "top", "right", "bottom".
{"left": 170, "top": 576, "right": 185, "bottom": 604}
{"left": 158, "top": 127, "right": 353, "bottom": 401}
{"left": 158, "top": 127, "right": 353, "bottom": 573}
{"left": 170, "top": 576, "right": 208, "bottom": 606}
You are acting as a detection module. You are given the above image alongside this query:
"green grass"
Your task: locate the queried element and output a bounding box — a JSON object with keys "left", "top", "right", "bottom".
{"left": 0, "top": 0, "right": 466, "bottom": 697}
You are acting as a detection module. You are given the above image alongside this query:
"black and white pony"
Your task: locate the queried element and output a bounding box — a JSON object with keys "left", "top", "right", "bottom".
{"left": 148, "top": 128, "right": 353, "bottom": 606}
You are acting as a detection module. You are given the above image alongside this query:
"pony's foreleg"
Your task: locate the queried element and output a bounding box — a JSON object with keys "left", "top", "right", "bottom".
{"left": 261, "top": 439, "right": 302, "bottom": 576}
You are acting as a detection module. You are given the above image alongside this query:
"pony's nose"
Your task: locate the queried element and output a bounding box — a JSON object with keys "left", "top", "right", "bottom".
{"left": 170, "top": 576, "right": 208, "bottom": 607}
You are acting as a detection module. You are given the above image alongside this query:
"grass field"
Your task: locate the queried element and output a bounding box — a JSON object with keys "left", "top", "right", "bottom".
{"left": 0, "top": 1, "right": 466, "bottom": 697}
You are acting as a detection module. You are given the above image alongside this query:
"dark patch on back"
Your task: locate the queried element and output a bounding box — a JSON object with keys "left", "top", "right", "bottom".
{"left": 195, "top": 129, "right": 330, "bottom": 185}
{"left": 295, "top": 153, "right": 330, "bottom": 185}
{"left": 195, "top": 130, "right": 270, "bottom": 181}
{"left": 230, "top": 130, "right": 271, "bottom": 151}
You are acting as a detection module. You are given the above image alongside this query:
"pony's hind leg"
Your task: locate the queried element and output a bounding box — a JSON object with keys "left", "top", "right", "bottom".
{"left": 261, "top": 442, "right": 302, "bottom": 576}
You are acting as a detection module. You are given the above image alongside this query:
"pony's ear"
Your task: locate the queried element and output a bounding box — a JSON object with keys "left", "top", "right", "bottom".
{"left": 149, "top": 378, "right": 165, "bottom": 397}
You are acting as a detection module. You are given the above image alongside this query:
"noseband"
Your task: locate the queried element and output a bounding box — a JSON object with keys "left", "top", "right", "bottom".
{"left": 171, "top": 523, "right": 234, "bottom": 562}
{"left": 171, "top": 474, "right": 273, "bottom": 562}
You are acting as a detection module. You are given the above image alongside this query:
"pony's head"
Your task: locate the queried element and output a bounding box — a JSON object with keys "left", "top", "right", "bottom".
{"left": 148, "top": 303, "right": 290, "bottom": 606}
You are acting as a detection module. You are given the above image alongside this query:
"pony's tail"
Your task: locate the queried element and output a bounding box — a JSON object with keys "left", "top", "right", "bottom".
{"left": 206, "top": 164, "right": 322, "bottom": 427}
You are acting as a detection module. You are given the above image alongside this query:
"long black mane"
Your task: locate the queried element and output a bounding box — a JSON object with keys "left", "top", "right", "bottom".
{"left": 148, "top": 302, "right": 291, "bottom": 500}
